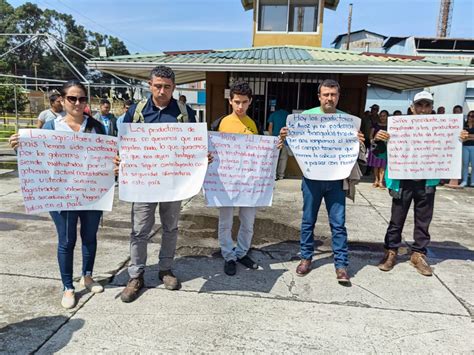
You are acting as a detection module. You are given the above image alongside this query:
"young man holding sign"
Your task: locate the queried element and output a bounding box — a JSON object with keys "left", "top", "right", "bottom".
{"left": 280, "top": 79, "right": 364, "bottom": 284}
{"left": 375, "top": 92, "right": 468, "bottom": 276}
{"left": 216, "top": 81, "right": 260, "bottom": 276}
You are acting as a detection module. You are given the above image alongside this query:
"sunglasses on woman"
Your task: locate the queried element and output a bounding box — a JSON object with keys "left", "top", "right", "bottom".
{"left": 66, "top": 96, "right": 88, "bottom": 104}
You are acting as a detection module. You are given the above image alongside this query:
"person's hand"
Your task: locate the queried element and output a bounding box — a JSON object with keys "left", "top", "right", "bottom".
{"left": 8, "top": 134, "right": 20, "bottom": 150}
{"left": 374, "top": 130, "right": 390, "bottom": 142}
{"left": 460, "top": 129, "right": 468, "bottom": 142}
{"left": 207, "top": 152, "right": 213, "bottom": 164}
{"left": 113, "top": 155, "right": 121, "bottom": 176}
{"left": 277, "top": 138, "right": 284, "bottom": 150}
{"left": 279, "top": 127, "right": 288, "bottom": 140}
{"left": 357, "top": 131, "right": 365, "bottom": 144}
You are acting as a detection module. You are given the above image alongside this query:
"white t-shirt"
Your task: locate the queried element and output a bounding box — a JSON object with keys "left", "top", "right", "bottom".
{"left": 53, "top": 116, "right": 95, "bottom": 133}
{"left": 38, "top": 109, "right": 66, "bottom": 123}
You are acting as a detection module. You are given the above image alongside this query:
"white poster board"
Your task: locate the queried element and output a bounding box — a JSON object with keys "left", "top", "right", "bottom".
{"left": 286, "top": 113, "right": 361, "bottom": 180}
{"left": 203, "top": 132, "right": 279, "bottom": 207}
{"left": 387, "top": 114, "right": 463, "bottom": 179}
{"left": 17, "top": 129, "right": 117, "bottom": 214}
{"left": 118, "top": 123, "right": 208, "bottom": 202}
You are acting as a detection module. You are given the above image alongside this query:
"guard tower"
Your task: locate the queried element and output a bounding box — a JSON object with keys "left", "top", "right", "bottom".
{"left": 241, "top": 0, "right": 340, "bottom": 47}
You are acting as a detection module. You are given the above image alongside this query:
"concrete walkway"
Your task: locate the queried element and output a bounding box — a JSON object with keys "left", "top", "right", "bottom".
{"left": 0, "top": 171, "right": 473, "bottom": 353}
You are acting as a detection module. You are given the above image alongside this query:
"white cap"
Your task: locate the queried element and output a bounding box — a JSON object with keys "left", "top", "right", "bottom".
{"left": 413, "top": 91, "right": 433, "bottom": 103}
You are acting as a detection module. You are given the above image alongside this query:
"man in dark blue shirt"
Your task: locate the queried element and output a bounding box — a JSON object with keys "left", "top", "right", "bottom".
{"left": 122, "top": 89, "right": 196, "bottom": 124}
{"left": 118, "top": 65, "right": 195, "bottom": 303}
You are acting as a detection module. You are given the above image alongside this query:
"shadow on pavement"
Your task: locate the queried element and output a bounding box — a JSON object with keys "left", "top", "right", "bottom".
{"left": 0, "top": 316, "right": 84, "bottom": 353}
{"left": 109, "top": 236, "right": 473, "bottom": 298}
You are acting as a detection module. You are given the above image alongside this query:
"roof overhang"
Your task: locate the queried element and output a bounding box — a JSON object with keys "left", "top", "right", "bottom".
{"left": 87, "top": 60, "right": 474, "bottom": 91}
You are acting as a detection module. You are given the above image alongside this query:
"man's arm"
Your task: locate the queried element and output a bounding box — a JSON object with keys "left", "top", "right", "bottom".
{"left": 268, "top": 122, "right": 273, "bottom": 135}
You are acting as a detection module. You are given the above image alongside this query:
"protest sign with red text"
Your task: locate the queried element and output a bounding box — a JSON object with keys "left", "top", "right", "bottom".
{"left": 17, "top": 129, "right": 117, "bottom": 214}
{"left": 118, "top": 123, "right": 208, "bottom": 202}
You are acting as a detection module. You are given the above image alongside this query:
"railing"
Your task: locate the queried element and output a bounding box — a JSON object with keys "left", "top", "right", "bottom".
{"left": 0, "top": 115, "right": 37, "bottom": 143}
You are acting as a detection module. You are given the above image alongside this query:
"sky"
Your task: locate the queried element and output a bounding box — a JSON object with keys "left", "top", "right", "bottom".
{"left": 7, "top": 0, "right": 474, "bottom": 54}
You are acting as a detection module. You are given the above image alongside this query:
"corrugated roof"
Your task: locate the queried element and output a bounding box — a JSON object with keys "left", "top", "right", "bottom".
{"left": 91, "top": 45, "right": 470, "bottom": 67}
{"left": 87, "top": 45, "right": 474, "bottom": 91}
{"left": 332, "top": 29, "right": 387, "bottom": 45}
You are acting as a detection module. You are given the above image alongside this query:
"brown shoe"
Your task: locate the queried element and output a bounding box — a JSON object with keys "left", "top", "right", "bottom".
{"left": 378, "top": 249, "right": 398, "bottom": 272}
{"left": 296, "top": 259, "right": 311, "bottom": 276}
{"left": 336, "top": 268, "right": 351, "bottom": 285}
{"left": 410, "top": 252, "right": 432, "bottom": 276}
{"left": 120, "top": 275, "right": 144, "bottom": 303}
{"left": 159, "top": 270, "right": 181, "bottom": 290}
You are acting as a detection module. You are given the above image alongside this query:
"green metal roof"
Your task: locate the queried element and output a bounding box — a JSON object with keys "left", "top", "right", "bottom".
{"left": 92, "top": 45, "right": 471, "bottom": 67}
{"left": 87, "top": 45, "right": 474, "bottom": 91}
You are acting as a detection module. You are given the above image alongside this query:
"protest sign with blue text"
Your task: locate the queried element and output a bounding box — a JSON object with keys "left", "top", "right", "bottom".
{"left": 286, "top": 114, "right": 360, "bottom": 180}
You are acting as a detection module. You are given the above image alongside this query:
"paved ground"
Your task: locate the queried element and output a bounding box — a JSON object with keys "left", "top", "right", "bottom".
{"left": 0, "top": 170, "right": 473, "bottom": 353}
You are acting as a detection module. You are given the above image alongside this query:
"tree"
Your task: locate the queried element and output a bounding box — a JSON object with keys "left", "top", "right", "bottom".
{"left": 0, "top": 76, "right": 29, "bottom": 115}
{"left": 1, "top": 1, "right": 129, "bottom": 83}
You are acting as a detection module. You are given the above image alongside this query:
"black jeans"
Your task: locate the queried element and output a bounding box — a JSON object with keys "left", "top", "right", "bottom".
{"left": 384, "top": 180, "right": 435, "bottom": 254}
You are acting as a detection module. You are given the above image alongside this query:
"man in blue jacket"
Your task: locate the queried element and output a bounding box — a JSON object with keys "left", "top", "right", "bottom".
{"left": 116, "top": 65, "right": 196, "bottom": 303}
{"left": 375, "top": 91, "right": 468, "bottom": 276}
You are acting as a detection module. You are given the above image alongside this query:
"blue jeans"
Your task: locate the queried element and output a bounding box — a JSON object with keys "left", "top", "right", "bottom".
{"left": 50, "top": 210, "right": 103, "bottom": 290}
{"left": 461, "top": 146, "right": 474, "bottom": 186}
{"left": 300, "top": 178, "right": 348, "bottom": 269}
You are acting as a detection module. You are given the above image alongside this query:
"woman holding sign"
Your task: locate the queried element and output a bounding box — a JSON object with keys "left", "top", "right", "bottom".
{"left": 9, "top": 80, "right": 107, "bottom": 309}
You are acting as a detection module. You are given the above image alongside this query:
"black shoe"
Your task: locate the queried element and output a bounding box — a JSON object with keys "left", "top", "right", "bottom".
{"left": 237, "top": 254, "right": 258, "bottom": 269}
{"left": 224, "top": 260, "right": 237, "bottom": 276}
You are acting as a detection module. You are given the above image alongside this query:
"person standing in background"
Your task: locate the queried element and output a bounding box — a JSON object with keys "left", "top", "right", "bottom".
{"left": 367, "top": 110, "right": 388, "bottom": 188}
{"left": 460, "top": 110, "right": 474, "bottom": 187}
{"left": 36, "top": 93, "right": 66, "bottom": 128}
{"left": 94, "top": 99, "right": 117, "bottom": 136}
{"left": 268, "top": 102, "right": 289, "bottom": 180}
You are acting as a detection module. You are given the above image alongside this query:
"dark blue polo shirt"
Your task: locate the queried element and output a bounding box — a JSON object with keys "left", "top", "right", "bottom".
{"left": 122, "top": 97, "right": 196, "bottom": 124}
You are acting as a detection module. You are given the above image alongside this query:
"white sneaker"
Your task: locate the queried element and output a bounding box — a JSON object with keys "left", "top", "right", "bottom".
{"left": 80, "top": 276, "right": 104, "bottom": 293}
{"left": 61, "top": 290, "right": 76, "bottom": 309}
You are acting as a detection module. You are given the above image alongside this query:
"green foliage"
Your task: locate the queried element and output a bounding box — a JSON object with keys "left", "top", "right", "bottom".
{"left": 1, "top": 1, "right": 130, "bottom": 82}
{"left": 0, "top": 77, "right": 29, "bottom": 115}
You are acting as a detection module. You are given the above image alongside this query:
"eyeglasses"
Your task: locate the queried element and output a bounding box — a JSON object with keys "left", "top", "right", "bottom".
{"left": 66, "top": 96, "right": 88, "bottom": 104}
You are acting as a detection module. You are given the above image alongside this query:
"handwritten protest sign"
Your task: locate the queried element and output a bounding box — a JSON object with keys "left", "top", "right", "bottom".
{"left": 118, "top": 123, "right": 208, "bottom": 202}
{"left": 286, "top": 114, "right": 361, "bottom": 180}
{"left": 203, "top": 132, "right": 279, "bottom": 207}
{"left": 17, "top": 129, "right": 117, "bottom": 214}
{"left": 387, "top": 114, "right": 463, "bottom": 179}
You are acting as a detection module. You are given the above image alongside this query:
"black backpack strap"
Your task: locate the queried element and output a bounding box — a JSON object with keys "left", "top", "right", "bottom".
{"left": 211, "top": 115, "right": 226, "bottom": 131}
{"left": 85, "top": 116, "right": 106, "bottom": 135}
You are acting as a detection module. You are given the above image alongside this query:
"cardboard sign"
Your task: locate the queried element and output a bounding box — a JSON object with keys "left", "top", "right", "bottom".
{"left": 17, "top": 129, "right": 116, "bottom": 214}
{"left": 204, "top": 132, "right": 279, "bottom": 207}
{"left": 118, "top": 123, "right": 208, "bottom": 202}
{"left": 387, "top": 114, "right": 463, "bottom": 179}
{"left": 286, "top": 113, "right": 361, "bottom": 180}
